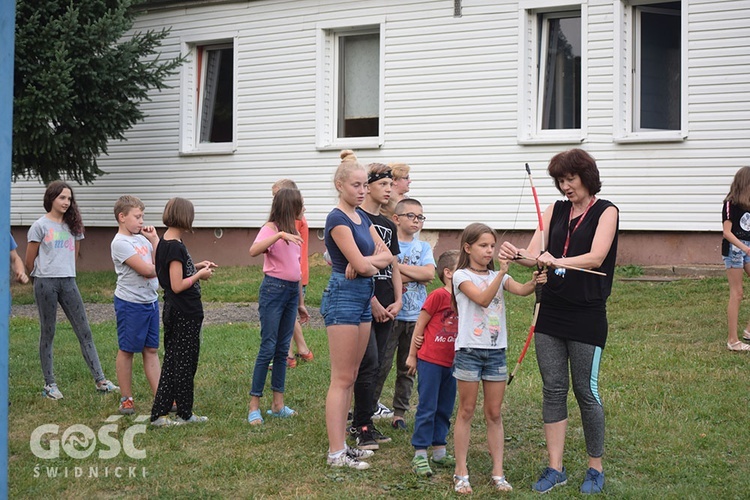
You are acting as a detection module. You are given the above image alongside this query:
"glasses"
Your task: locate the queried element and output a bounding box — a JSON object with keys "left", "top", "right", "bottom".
{"left": 397, "top": 212, "right": 426, "bottom": 222}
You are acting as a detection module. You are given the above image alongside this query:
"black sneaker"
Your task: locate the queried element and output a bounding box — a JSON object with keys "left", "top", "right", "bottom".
{"left": 355, "top": 425, "right": 379, "bottom": 450}
{"left": 370, "top": 425, "right": 392, "bottom": 443}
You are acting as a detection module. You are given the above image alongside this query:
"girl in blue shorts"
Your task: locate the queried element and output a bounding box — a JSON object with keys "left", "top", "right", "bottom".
{"left": 322, "top": 150, "right": 392, "bottom": 470}
{"left": 451, "top": 223, "right": 542, "bottom": 494}
{"left": 722, "top": 166, "right": 750, "bottom": 351}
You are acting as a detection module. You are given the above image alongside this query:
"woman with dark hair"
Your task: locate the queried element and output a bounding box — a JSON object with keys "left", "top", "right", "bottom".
{"left": 499, "top": 149, "right": 619, "bottom": 495}
{"left": 26, "top": 181, "right": 118, "bottom": 399}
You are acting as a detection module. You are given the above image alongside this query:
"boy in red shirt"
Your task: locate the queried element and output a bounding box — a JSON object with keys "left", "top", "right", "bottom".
{"left": 405, "top": 249, "right": 460, "bottom": 476}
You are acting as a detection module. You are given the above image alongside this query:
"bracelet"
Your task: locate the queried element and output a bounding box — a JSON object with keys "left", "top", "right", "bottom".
{"left": 189, "top": 276, "right": 195, "bottom": 286}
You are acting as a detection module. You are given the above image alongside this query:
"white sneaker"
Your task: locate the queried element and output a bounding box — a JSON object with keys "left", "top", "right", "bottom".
{"left": 346, "top": 445, "right": 375, "bottom": 459}
{"left": 151, "top": 415, "right": 179, "bottom": 427}
{"left": 372, "top": 401, "right": 394, "bottom": 420}
{"left": 42, "top": 384, "right": 63, "bottom": 400}
{"left": 328, "top": 451, "right": 370, "bottom": 469}
{"left": 174, "top": 414, "right": 208, "bottom": 424}
{"left": 96, "top": 379, "right": 120, "bottom": 393}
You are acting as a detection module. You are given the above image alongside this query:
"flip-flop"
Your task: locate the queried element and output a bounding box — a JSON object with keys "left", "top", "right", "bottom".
{"left": 247, "top": 409, "right": 264, "bottom": 425}
{"left": 266, "top": 406, "right": 297, "bottom": 418}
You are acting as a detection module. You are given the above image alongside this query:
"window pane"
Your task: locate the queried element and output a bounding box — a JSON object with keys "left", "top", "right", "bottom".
{"left": 199, "top": 47, "right": 233, "bottom": 143}
{"left": 338, "top": 33, "right": 379, "bottom": 138}
{"left": 540, "top": 16, "right": 581, "bottom": 130}
{"left": 639, "top": 8, "right": 680, "bottom": 130}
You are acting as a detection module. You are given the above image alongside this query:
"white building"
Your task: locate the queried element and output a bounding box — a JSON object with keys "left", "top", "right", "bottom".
{"left": 11, "top": 0, "right": 748, "bottom": 269}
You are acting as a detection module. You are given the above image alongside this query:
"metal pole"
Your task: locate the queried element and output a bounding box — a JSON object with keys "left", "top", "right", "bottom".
{"left": 0, "top": 0, "right": 16, "bottom": 495}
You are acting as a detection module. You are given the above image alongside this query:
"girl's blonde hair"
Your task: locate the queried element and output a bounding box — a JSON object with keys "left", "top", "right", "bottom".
{"left": 334, "top": 150, "right": 365, "bottom": 191}
{"left": 725, "top": 166, "right": 750, "bottom": 210}
{"left": 452, "top": 223, "right": 498, "bottom": 311}
{"left": 388, "top": 162, "right": 410, "bottom": 180}
{"left": 272, "top": 178, "right": 298, "bottom": 196}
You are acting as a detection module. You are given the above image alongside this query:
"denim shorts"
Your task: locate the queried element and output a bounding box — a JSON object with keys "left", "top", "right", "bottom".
{"left": 453, "top": 347, "right": 507, "bottom": 382}
{"left": 320, "top": 272, "right": 374, "bottom": 326}
{"left": 723, "top": 240, "right": 750, "bottom": 269}
{"left": 114, "top": 297, "right": 160, "bottom": 352}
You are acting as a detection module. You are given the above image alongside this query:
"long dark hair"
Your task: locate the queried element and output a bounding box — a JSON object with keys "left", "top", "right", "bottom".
{"left": 269, "top": 188, "right": 303, "bottom": 235}
{"left": 43, "top": 180, "right": 84, "bottom": 236}
{"left": 725, "top": 166, "right": 750, "bottom": 210}
{"left": 452, "top": 222, "right": 497, "bottom": 311}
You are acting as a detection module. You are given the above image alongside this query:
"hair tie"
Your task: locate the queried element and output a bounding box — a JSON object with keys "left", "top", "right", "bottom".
{"left": 368, "top": 170, "right": 393, "bottom": 184}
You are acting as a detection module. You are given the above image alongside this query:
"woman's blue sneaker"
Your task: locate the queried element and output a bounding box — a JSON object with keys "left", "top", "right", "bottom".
{"left": 580, "top": 468, "right": 605, "bottom": 494}
{"left": 533, "top": 466, "right": 567, "bottom": 493}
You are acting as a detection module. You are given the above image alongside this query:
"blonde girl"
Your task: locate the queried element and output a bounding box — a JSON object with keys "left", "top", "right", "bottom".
{"left": 26, "top": 180, "right": 118, "bottom": 399}
{"left": 247, "top": 188, "right": 309, "bottom": 424}
{"left": 451, "top": 223, "right": 541, "bottom": 494}
{"left": 322, "top": 150, "right": 392, "bottom": 469}
{"left": 722, "top": 166, "right": 750, "bottom": 351}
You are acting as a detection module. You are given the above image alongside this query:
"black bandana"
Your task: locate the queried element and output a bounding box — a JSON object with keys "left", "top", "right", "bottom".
{"left": 368, "top": 170, "right": 393, "bottom": 184}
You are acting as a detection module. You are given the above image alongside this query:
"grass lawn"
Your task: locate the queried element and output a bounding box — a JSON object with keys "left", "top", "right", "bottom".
{"left": 8, "top": 265, "right": 750, "bottom": 498}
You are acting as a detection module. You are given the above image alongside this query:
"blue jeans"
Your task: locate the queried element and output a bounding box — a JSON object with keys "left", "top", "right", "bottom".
{"left": 411, "top": 359, "right": 456, "bottom": 449}
{"left": 250, "top": 276, "right": 300, "bottom": 397}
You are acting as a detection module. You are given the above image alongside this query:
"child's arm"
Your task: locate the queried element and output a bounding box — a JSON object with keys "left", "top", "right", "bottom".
{"left": 10, "top": 248, "right": 29, "bottom": 284}
{"left": 398, "top": 262, "right": 436, "bottom": 283}
{"left": 332, "top": 225, "right": 390, "bottom": 277}
{"left": 406, "top": 309, "right": 432, "bottom": 376}
{"left": 123, "top": 254, "right": 156, "bottom": 278}
{"left": 457, "top": 260, "right": 509, "bottom": 308}
{"left": 169, "top": 260, "right": 212, "bottom": 294}
{"left": 249, "top": 223, "right": 302, "bottom": 257}
{"left": 385, "top": 258, "right": 403, "bottom": 317}
{"left": 504, "top": 269, "right": 546, "bottom": 296}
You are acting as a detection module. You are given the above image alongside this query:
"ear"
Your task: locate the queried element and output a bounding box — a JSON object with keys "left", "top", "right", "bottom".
{"left": 117, "top": 212, "right": 126, "bottom": 223}
{"left": 463, "top": 242, "right": 471, "bottom": 254}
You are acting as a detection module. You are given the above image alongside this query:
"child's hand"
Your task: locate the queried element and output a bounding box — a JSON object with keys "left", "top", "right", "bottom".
{"left": 280, "top": 232, "right": 303, "bottom": 246}
{"left": 406, "top": 354, "right": 418, "bottom": 376}
{"left": 498, "top": 259, "right": 509, "bottom": 275}
{"left": 534, "top": 269, "right": 548, "bottom": 285}
{"left": 344, "top": 263, "right": 358, "bottom": 280}
{"left": 141, "top": 225, "right": 158, "bottom": 241}
{"left": 371, "top": 297, "right": 393, "bottom": 323}
{"left": 298, "top": 304, "right": 309, "bottom": 324}
{"left": 198, "top": 266, "right": 215, "bottom": 281}
{"left": 385, "top": 298, "right": 402, "bottom": 318}
{"left": 413, "top": 334, "right": 424, "bottom": 350}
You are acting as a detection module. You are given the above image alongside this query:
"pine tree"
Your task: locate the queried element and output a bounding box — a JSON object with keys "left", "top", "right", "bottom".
{"left": 13, "top": 0, "right": 183, "bottom": 184}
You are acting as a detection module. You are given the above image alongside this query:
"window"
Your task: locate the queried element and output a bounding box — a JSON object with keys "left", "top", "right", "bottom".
{"left": 317, "top": 21, "right": 384, "bottom": 149}
{"left": 615, "top": 1, "right": 685, "bottom": 142}
{"left": 180, "top": 37, "right": 236, "bottom": 154}
{"left": 518, "top": 3, "right": 586, "bottom": 144}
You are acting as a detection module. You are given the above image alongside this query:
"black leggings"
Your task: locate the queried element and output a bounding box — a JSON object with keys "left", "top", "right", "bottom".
{"left": 151, "top": 303, "right": 203, "bottom": 421}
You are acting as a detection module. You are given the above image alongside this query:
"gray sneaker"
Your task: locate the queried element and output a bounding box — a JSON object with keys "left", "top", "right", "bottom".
{"left": 42, "top": 384, "right": 63, "bottom": 400}
{"left": 174, "top": 414, "right": 208, "bottom": 424}
{"left": 151, "top": 415, "right": 179, "bottom": 427}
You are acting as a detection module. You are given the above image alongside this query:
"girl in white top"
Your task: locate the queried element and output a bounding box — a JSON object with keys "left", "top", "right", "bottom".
{"left": 450, "top": 223, "right": 543, "bottom": 494}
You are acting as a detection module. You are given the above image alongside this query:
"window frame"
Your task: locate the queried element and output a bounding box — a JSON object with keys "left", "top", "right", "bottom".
{"left": 518, "top": 0, "right": 587, "bottom": 145}
{"left": 316, "top": 18, "right": 385, "bottom": 150}
{"left": 179, "top": 34, "right": 238, "bottom": 155}
{"left": 614, "top": 0, "right": 687, "bottom": 143}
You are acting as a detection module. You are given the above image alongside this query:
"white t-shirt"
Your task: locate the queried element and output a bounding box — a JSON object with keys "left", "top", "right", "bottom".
{"left": 453, "top": 269, "right": 510, "bottom": 350}
{"left": 27, "top": 216, "right": 83, "bottom": 278}
{"left": 111, "top": 233, "right": 158, "bottom": 303}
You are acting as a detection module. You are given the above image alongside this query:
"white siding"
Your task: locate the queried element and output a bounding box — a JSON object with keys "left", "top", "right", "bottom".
{"left": 10, "top": 0, "right": 750, "bottom": 234}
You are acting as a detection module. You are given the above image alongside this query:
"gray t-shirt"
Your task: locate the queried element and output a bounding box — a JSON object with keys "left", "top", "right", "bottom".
{"left": 111, "top": 233, "right": 159, "bottom": 303}
{"left": 27, "top": 216, "right": 83, "bottom": 278}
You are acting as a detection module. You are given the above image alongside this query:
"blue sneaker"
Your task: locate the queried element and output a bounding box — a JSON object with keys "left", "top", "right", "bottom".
{"left": 533, "top": 466, "right": 567, "bottom": 493}
{"left": 580, "top": 468, "right": 605, "bottom": 494}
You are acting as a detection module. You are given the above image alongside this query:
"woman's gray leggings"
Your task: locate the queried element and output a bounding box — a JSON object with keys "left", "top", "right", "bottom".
{"left": 34, "top": 277, "right": 105, "bottom": 385}
{"left": 535, "top": 331, "right": 604, "bottom": 458}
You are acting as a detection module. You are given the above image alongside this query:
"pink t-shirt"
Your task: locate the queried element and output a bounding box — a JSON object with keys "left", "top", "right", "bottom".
{"left": 255, "top": 223, "right": 302, "bottom": 282}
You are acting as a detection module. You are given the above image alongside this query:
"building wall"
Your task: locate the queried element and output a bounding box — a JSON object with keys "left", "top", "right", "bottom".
{"left": 10, "top": 0, "right": 749, "bottom": 265}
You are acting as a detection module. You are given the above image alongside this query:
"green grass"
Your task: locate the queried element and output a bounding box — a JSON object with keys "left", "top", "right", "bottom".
{"left": 9, "top": 265, "right": 750, "bottom": 497}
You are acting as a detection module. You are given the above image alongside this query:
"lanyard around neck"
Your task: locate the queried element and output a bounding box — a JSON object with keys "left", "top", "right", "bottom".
{"left": 562, "top": 197, "right": 596, "bottom": 258}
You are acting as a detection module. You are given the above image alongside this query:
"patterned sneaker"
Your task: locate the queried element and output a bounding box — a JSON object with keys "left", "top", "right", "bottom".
{"left": 174, "top": 414, "right": 208, "bottom": 424}
{"left": 96, "top": 379, "right": 119, "bottom": 393}
{"left": 533, "top": 467, "right": 567, "bottom": 493}
{"left": 42, "top": 384, "right": 63, "bottom": 400}
{"left": 411, "top": 455, "right": 433, "bottom": 477}
{"left": 119, "top": 397, "right": 135, "bottom": 415}
{"left": 372, "top": 401, "right": 394, "bottom": 420}
{"left": 370, "top": 425, "right": 392, "bottom": 443}
{"left": 355, "top": 426, "right": 379, "bottom": 450}
{"left": 328, "top": 451, "right": 370, "bottom": 470}
{"left": 346, "top": 445, "right": 374, "bottom": 459}
{"left": 431, "top": 453, "right": 456, "bottom": 467}
{"left": 580, "top": 468, "right": 605, "bottom": 494}
{"left": 151, "top": 415, "right": 179, "bottom": 427}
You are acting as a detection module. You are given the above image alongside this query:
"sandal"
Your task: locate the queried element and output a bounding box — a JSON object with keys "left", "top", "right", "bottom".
{"left": 266, "top": 405, "right": 297, "bottom": 418}
{"left": 744, "top": 330, "right": 750, "bottom": 341}
{"left": 453, "top": 474, "right": 472, "bottom": 494}
{"left": 296, "top": 350, "right": 314, "bottom": 362}
{"left": 727, "top": 341, "right": 750, "bottom": 351}
{"left": 491, "top": 475, "right": 513, "bottom": 492}
{"left": 247, "top": 409, "right": 264, "bottom": 425}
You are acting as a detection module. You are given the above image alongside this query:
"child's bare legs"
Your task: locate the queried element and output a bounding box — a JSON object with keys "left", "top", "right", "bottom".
{"left": 142, "top": 347, "right": 161, "bottom": 395}
{"left": 726, "top": 266, "right": 750, "bottom": 344}
{"left": 287, "top": 320, "right": 311, "bottom": 358}
{"left": 483, "top": 380, "right": 507, "bottom": 477}
{"left": 326, "top": 323, "right": 370, "bottom": 453}
{"left": 116, "top": 350, "right": 134, "bottom": 397}
{"left": 454, "top": 380, "right": 479, "bottom": 477}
